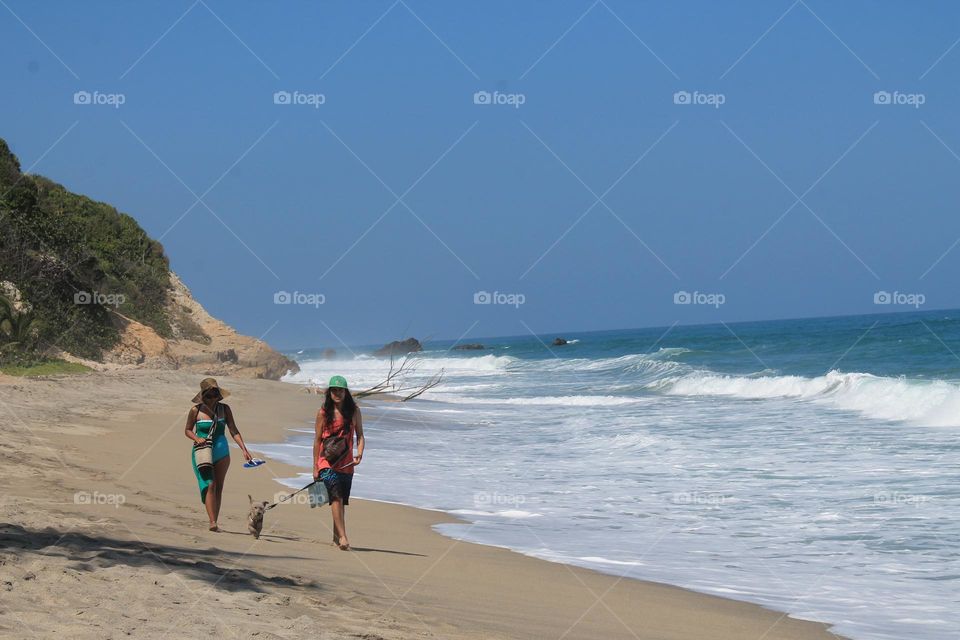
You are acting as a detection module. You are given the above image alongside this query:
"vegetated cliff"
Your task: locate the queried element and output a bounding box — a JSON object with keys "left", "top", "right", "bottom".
{"left": 0, "top": 136, "right": 297, "bottom": 379}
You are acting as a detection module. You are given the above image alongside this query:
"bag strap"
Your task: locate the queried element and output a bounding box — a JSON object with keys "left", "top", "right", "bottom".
{"left": 196, "top": 402, "right": 222, "bottom": 439}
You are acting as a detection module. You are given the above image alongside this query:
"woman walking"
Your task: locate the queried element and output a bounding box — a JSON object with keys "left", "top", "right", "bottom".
{"left": 185, "top": 378, "right": 254, "bottom": 531}
{"left": 314, "top": 375, "right": 365, "bottom": 550}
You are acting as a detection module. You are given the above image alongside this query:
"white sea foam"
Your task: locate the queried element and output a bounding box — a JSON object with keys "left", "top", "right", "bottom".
{"left": 449, "top": 509, "right": 543, "bottom": 519}
{"left": 283, "top": 353, "right": 517, "bottom": 387}
{"left": 575, "top": 556, "right": 645, "bottom": 566}
{"left": 436, "top": 394, "right": 651, "bottom": 407}
{"left": 531, "top": 351, "right": 685, "bottom": 374}
{"left": 653, "top": 370, "right": 960, "bottom": 427}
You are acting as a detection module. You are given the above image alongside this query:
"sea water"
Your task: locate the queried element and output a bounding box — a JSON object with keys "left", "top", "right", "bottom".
{"left": 255, "top": 309, "right": 960, "bottom": 640}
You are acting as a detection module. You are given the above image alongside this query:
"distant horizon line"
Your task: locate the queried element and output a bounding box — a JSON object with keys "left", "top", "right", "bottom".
{"left": 272, "top": 305, "right": 960, "bottom": 353}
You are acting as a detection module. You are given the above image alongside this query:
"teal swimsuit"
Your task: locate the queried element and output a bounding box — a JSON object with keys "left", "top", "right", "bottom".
{"left": 190, "top": 407, "right": 230, "bottom": 503}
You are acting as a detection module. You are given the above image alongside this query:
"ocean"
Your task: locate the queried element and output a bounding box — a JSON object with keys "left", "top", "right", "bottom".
{"left": 255, "top": 309, "right": 960, "bottom": 640}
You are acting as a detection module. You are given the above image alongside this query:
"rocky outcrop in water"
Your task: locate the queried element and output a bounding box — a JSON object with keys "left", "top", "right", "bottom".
{"left": 373, "top": 338, "right": 423, "bottom": 357}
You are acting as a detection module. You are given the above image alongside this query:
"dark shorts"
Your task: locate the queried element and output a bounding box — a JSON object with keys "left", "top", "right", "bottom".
{"left": 319, "top": 469, "right": 353, "bottom": 505}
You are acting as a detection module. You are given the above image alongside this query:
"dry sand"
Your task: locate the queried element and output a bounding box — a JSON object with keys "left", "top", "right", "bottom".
{"left": 0, "top": 370, "right": 846, "bottom": 639}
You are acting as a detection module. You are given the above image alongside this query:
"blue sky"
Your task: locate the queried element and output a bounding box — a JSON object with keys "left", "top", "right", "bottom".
{"left": 3, "top": 1, "right": 960, "bottom": 349}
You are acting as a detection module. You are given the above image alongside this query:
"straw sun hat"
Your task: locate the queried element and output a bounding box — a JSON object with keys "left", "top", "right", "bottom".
{"left": 192, "top": 377, "right": 230, "bottom": 403}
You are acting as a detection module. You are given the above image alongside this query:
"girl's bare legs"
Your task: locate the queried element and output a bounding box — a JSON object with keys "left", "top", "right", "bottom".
{"left": 330, "top": 499, "right": 349, "bottom": 549}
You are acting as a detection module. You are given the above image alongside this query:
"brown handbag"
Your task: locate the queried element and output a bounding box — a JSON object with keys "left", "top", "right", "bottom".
{"left": 321, "top": 417, "right": 351, "bottom": 466}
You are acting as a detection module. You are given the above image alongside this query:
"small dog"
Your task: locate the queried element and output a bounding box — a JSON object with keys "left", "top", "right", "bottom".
{"left": 247, "top": 495, "right": 269, "bottom": 539}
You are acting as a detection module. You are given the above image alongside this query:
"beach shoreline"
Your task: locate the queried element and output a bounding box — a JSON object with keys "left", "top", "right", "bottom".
{"left": 0, "top": 369, "right": 845, "bottom": 639}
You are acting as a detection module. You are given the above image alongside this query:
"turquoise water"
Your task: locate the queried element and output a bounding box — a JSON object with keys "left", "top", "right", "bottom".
{"left": 259, "top": 309, "right": 960, "bottom": 640}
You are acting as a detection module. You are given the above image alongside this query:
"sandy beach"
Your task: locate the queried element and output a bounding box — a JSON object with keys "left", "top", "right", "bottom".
{"left": 0, "top": 370, "right": 845, "bottom": 639}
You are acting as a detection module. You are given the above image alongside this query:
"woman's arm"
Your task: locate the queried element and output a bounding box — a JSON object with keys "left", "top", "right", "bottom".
{"left": 184, "top": 406, "right": 204, "bottom": 444}
{"left": 353, "top": 408, "right": 365, "bottom": 465}
{"left": 224, "top": 404, "right": 253, "bottom": 461}
{"left": 313, "top": 409, "right": 324, "bottom": 478}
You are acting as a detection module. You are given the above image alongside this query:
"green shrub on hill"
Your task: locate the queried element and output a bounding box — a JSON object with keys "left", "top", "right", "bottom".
{"left": 0, "top": 137, "right": 172, "bottom": 362}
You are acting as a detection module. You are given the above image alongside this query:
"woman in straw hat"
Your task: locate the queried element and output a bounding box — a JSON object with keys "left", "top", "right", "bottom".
{"left": 184, "top": 378, "right": 254, "bottom": 531}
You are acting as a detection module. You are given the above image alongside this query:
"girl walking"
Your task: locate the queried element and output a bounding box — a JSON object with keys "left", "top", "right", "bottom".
{"left": 313, "top": 375, "right": 365, "bottom": 550}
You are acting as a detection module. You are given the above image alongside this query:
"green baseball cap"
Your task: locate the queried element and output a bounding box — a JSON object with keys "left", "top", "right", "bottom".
{"left": 328, "top": 375, "right": 348, "bottom": 389}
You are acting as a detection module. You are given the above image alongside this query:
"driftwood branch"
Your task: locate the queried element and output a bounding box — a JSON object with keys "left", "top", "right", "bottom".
{"left": 353, "top": 352, "right": 444, "bottom": 401}
{"left": 400, "top": 370, "right": 443, "bottom": 401}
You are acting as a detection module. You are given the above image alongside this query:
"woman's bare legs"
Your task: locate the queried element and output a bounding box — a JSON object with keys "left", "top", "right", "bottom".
{"left": 204, "top": 479, "right": 218, "bottom": 530}
{"left": 213, "top": 456, "right": 230, "bottom": 523}
{"left": 330, "top": 498, "right": 349, "bottom": 549}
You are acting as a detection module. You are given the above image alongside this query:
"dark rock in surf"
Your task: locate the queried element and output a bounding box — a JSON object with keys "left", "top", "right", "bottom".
{"left": 373, "top": 338, "right": 423, "bottom": 357}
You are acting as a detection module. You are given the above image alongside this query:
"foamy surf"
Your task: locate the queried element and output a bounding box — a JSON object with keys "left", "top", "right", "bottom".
{"left": 653, "top": 370, "right": 960, "bottom": 427}
{"left": 279, "top": 313, "right": 960, "bottom": 640}
{"left": 283, "top": 352, "right": 517, "bottom": 388}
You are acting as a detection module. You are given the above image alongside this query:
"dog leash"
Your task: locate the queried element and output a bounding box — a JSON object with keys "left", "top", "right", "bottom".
{"left": 264, "top": 461, "right": 358, "bottom": 511}
{"left": 265, "top": 481, "right": 318, "bottom": 511}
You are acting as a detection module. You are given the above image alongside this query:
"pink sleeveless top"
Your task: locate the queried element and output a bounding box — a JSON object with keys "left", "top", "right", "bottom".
{"left": 315, "top": 409, "right": 354, "bottom": 474}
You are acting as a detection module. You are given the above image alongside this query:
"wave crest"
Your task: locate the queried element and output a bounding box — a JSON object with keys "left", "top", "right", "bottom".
{"left": 653, "top": 370, "right": 960, "bottom": 426}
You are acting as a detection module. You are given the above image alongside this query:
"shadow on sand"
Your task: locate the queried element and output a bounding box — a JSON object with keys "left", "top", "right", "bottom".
{"left": 0, "top": 523, "right": 322, "bottom": 594}
{"left": 349, "top": 546, "right": 427, "bottom": 557}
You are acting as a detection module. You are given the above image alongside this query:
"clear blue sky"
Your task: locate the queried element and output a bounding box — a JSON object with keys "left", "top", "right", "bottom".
{"left": 3, "top": 1, "right": 960, "bottom": 349}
